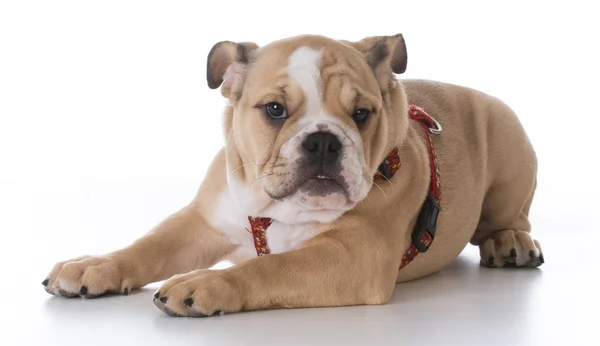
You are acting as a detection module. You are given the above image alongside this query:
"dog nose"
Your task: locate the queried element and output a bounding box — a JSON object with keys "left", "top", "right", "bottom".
{"left": 301, "top": 132, "right": 342, "bottom": 164}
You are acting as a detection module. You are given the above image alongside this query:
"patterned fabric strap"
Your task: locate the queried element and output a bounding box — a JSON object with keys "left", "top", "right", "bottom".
{"left": 375, "top": 147, "right": 401, "bottom": 180}
{"left": 399, "top": 232, "right": 433, "bottom": 269}
{"left": 407, "top": 105, "right": 441, "bottom": 200}
{"left": 248, "top": 216, "right": 272, "bottom": 256}
{"left": 399, "top": 105, "right": 442, "bottom": 269}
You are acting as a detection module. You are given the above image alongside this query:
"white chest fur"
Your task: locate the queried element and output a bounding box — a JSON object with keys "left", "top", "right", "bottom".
{"left": 208, "top": 183, "right": 321, "bottom": 262}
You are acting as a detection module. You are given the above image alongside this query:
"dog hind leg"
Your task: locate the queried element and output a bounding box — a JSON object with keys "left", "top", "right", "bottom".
{"left": 471, "top": 174, "right": 543, "bottom": 268}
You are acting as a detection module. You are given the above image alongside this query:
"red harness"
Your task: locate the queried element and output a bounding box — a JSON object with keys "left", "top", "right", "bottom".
{"left": 248, "top": 105, "right": 442, "bottom": 270}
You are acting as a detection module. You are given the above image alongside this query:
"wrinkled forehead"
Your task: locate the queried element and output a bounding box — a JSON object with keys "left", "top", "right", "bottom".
{"left": 254, "top": 35, "right": 361, "bottom": 68}
{"left": 244, "top": 35, "right": 382, "bottom": 112}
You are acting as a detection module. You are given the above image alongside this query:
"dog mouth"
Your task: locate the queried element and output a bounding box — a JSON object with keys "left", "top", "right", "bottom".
{"left": 264, "top": 171, "right": 348, "bottom": 201}
{"left": 299, "top": 175, "right": 347, "bottom": 197}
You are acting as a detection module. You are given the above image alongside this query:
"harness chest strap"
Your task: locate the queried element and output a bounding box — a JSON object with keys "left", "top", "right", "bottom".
{"left": 398, "top": 105, "right": 442, "bottom": 269}
{"left": 247, "top": 105, "right": 442, "bottom": 270}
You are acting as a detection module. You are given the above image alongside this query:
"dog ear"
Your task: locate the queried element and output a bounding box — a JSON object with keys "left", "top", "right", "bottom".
{"left": 206, "top": 40, "right": 259, "bottom": 99}
{"left": 344, "top": 34, "right": 407, "bottom": 90}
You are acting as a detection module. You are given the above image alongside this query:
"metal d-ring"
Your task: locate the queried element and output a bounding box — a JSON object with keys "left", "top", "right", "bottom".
{"left": 428, "top": 116, "right": 443, "bottom": 135}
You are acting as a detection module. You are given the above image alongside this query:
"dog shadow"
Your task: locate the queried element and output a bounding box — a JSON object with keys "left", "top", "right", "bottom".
{"left": 43, "top": 287, "right": 157, "bottom": 320}
{"left": 40, "top": 253, "right": 543, "bottom": 344}
{"left": 147, "top": 252, "right": 543, "bottom": 344}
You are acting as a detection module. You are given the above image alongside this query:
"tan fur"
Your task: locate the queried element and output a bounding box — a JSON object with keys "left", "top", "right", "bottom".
{"left": 43, "top": 34, "right": 542, "bottom": 316}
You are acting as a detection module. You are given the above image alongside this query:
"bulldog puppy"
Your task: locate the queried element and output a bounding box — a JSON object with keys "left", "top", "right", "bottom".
{"left": 42, "top": 34, "right": 542, "bottom": 317}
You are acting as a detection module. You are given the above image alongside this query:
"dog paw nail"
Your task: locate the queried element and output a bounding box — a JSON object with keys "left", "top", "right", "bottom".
{"left": 159, "top": 296, "right": 168, "bottom": 303}
{"left": 154, "top": 291, "right": 160, "bottom": 299}
{"left": 487, "top": 256, "right": 494, "bottom": 266}
{"left": 510, "top": 248, "right": 517, "bottom": 258}
{"left": 183, "top": 298, "right": 194, "bottom": 307}
{"left": 124, "top": 288, "right": 129, "bottom": 296}
{"left": 42, "top": 279, "right": 49, "bottom": 286}
{"left": 58, "top": 289, "right": 77, "bottom": 298}
{"left": 79, "top": 286, "right": 88, "bottom": 296}
{"left": 529, "top": 250, "right": 535, "bottom": 259}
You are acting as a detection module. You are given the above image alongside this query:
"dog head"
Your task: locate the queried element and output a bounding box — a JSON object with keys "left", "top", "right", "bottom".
{"left": 207, "top": 34, "right": 409, "bottom": 223}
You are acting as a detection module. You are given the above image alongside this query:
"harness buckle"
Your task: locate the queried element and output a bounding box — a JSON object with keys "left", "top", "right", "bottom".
{"left": 412, "top": 194, "right": 440, "bottom": 253}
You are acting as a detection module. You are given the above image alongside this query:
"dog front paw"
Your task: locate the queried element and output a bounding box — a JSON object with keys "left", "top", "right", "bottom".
{"left": 153, "top": 270, "right": 243, "bottom": 317}
{"left": 42, "top": 255, "right": 133, "bottom": 298}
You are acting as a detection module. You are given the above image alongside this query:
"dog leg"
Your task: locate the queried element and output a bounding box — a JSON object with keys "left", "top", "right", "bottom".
{"left": 471, "top": 173, "right": 543, "bottom": 268}
{"left": 42, "top": 205, "right": 234, "bottom": 298}
{"left": 152, "top": 226, "right": 401, "bottom": 317}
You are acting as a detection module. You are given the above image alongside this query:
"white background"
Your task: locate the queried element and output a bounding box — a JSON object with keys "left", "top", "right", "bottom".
{"left": 1, "top": 1, "right": 598, "bottom": 345}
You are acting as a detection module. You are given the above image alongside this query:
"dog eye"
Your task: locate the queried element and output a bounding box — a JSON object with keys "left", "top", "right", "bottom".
{"left": 352, "top": 108, "right": 371, "bottom": 123}
{"left": 265, "top": 102, "right": 287, "bottom": 119}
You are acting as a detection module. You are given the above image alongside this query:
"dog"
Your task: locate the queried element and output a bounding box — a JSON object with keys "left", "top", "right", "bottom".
{"left": 42, "top": 34, "right": 543, "bottom": 317}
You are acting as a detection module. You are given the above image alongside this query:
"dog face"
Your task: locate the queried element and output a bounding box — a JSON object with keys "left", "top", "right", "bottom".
{"left": 207, "top": 35, "right": 408, "bottom": 223}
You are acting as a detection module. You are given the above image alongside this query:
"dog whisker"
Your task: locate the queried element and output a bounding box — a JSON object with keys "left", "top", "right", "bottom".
{"left": 366, "top": 177, "right": 389, "bottom": 204}
{"left": 250, "top": 173, "right": 277, "bottom": 186}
